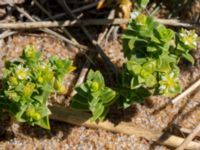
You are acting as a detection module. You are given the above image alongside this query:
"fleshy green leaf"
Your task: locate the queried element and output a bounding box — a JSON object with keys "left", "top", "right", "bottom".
{"left": 100, "top": 88, "right": 116, "bottom": 105}
{"left": 142, "top": 60, "right": 156, "bottom": 73}
{"left": 70, "top": 100, "right": 89, "bottom": 111}
{"left": 144, "top": 74, "right": 157, "bottom": 88}
{"left": 75, "top": 84, "right": 91, "bottom": 100}
{"left": 182, "top": 53, "right": 194, "bottom": 64}
{"left": 126, "top": 61, "right": 142, "bottom": 75}
{"left": 98, "top": 107, "right": 109, "bottom": 121}
{"left": 36, "top": 116, "right": 50, "bottom": 130}
{"left": 71, "top": 94, "right": 90, "bottom": 105}
{"left": 128, "top": 37, "right": 137, "bottom": 50}
{"left": 87, "top": 70, "right": 105, "bottom": 88}
{"left": 90, "top": 103, "right": 104, "bottom": 121}
{"left": 11, "top": 103, "right": 28, "bottom": 122}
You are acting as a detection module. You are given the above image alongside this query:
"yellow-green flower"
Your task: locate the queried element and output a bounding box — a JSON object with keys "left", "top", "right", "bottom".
{"left": 6, "top": 91, "right": 18, "bottom": 101}
{"left": 54, "top": 80, "right": 66, "bottom": 94}
{"left": 24, "top": 45, "right": 36, "bottom": 58}
{"left": 25, "top": 107, "right": 41, "bottom": 121}
{"left": 23, "top": 82, "right": 35, "bottom": 97}
{"left": 90, "top": 81, "right": 99, "bottom": 92}
{"left": 135, "top": 14, "right": 147, "bottom": 26}
{"left": 37, "top": 76, "right": 44, "bottom": 84}
{"left": 179, "top": 29, "right": 198, "bottom": 49}
{"left": 8, "top": 76, "right": 18, "bottom": 86}
{"left": 15, "top": 65, "right": 30, "bottom": 80}
{"left": 159, "top": 72, "right": 180, "bottom": 96}
{"left": 32, "top": 112, "right": 41, "bottom": 120}
{"left": 39, "top": 63, "right": 54, "bottom": 81}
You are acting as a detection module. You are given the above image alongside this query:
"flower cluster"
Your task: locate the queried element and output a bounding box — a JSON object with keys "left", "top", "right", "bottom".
{"left": 15, "top": 65, "right": 30, "bottom": 80}
{"left": 159, "top": 71, "right": 181, "bottom": 96}
{"left": 175, "top": 28, "right": 199, "bottom": 64}
{"left": 0, "top": 45, "right": 74, "bottom": 129}
{"left": 179, "top": 29, "right": 198, "bottom": 49}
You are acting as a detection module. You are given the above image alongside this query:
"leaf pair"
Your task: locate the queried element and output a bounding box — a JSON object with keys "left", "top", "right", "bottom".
{"left": 126, "top": 59, "right": 157, "bottom": 89}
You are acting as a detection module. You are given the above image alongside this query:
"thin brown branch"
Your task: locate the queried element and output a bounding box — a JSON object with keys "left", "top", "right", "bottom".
{"left": 72, "top": 1, "right": 98, "bottom": 13}
{"left": 98, "top": 9, "right": 116, "bottom": 44}
{"left": 45, "top": 1, "right": 98, "bottom": 20}
{"left": 0, "top": 30, "right": 17, "bottom": 39}
{"left": 176, "top": 122, "right": 200, "bottom": 150}
{"left": 12, "top": 5, "right": 89, "bottom": 51}
{"left": 61, "top": 1, "right": 117, "bottom": 75}
{"left": 0, "top": 18, "right": 198, "bottom": 29}
{"left": 33, "top": 0, "right": 93, "bottom": 63}
{"left": 19, "top": 1, "right": 77, "bottom": 44}
{"left": 32, "top": 0, "right": 89, "bottom": 58}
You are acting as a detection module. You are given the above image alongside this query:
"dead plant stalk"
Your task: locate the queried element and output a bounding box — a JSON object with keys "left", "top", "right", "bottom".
{"left": 50, "top": 105, "right": 200, "bottom": 150}
{"left": 0, "top": 18, "right": 198, "bottom": 29}
{"left": 176, "top": 122, "right": 200, "bottom": 150}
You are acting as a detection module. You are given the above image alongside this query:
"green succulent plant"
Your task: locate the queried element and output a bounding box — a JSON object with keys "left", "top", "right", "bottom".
{"left": 0, "top": 45, "right": 74, "bottom": 129}
{"left": 120, "top": 13, "right": 198, "bottom": 107}
{"left": 70, "top": 13, "right": 199, "bottom": 119}
{"left": 119, "top": 14, "right": 198, "bottom": 107}
{"left": 70, "top": 70, "right": 117, "bottom": 121}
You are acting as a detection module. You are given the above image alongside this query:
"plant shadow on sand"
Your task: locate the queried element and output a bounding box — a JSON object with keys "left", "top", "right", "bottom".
{"left": 107, "top": 104, "right": 139, "bottom": 125}
{"left": 19, "top": 120, "right": 74, "bottom": 140}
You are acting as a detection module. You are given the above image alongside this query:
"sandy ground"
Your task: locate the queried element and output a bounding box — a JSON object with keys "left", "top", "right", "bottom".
{"left": 0, "top": 34, "right": 199, "bottom": 150}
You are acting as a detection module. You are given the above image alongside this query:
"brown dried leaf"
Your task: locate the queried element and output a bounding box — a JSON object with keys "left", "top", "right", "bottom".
{"left": 119, "top": 0, "right": 132, "bottom": 19}
{"left": 97, "top": 0, "right": 118, "bottom": 9}
{"left": 97, "top": 0, "right": 132, "bottom": 18}
{"left": 97, "top": 0, "right": 132, "bottom": 28}
{"left": 118, "top": 0, "right": 132, "bottom": 28}
{"left": 97, "top": 0, "right": 106, "bottom": 9}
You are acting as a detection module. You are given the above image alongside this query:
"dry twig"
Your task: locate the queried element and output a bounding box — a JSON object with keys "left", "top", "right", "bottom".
{"left": 30, "top": 0, "right": 78, "bottom": 44}
{"left": 45, "top": 1, "right": 98, "bottom": 21}
{"left": 11, "top": 5, "right": 89, "bottom": 51}
{"left": 72, "top": 1, "right": 98, "bottom": 13}
{"left": 50, "top": 105, "right": 200, "bottom": 150}
{"left": 0, "top": 18, "right": 198, "bottom": 29}
{"left": 0, "top": 30, "right": 17, "bottom": 39}
{"left": 32, "top": 0, "right": 93, "bottom": 63}
{"left": 176, "top": 122, "right": 200, "bottom": 150}
{"left": 172, "top": 78, "right": 200, "bottom": 104}
{"left": 181, "top": 128, "right": 200, "bottom": 138}
{"left": 60, "top": 1, "right": 117, "bottom": 75}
